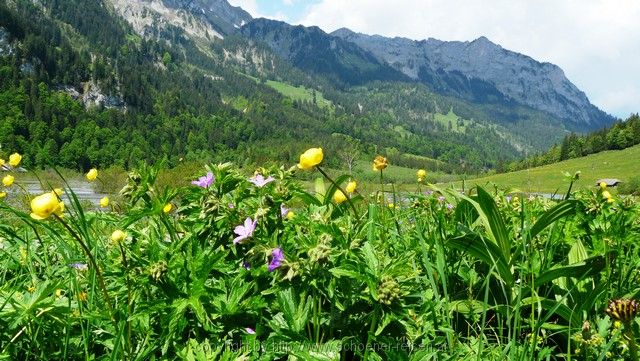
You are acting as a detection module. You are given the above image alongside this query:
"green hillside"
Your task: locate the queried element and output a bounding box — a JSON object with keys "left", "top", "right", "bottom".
{"left": 462, "top": 144, "right": 640, "bottom": 193}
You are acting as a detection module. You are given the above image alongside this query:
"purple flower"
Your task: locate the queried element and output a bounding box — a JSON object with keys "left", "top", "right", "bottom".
{"left": 228, "top": 203, "right": 235, "bottom": 209}
{"left": 242, "top": 260, "right": 251, "bottom": 270}
{"left": 506, "top": 196, "right": 512, "bottom": 203}
{"left": 446, "top": 203, "right": 455, "bottom": 210}
{"left": 268, "top": 247, "right": 285, "bottom": 272}
{"left": 245, "top": 327, "right": 256, "bottom": 334}
{"left": 249, "top": 174, "right": 275, "bottom": 187}
{"left": 192, "top": 172, "right": 214, "bottom": 188}
{"left": 437, "top": 196, "right": 445, "bottom": 202}
{"left": 233, "top": 217, "right": 257, "bottom": 244}
{"left": 280, "top": 204, "right": 289, "bottom": 218}
{"left": 69, "top": 263, "right": 88, "bottom": 271}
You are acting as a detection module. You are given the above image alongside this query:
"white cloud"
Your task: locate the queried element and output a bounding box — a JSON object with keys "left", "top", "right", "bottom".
{"left": 227, "top": 0, "right": 266, "bottom": 18}
{"left": 295, "top": 0, "right": 640, "bottom": 117}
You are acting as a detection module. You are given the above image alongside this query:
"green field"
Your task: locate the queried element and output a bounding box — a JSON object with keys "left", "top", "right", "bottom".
{"left": 265, "top": 80, "right": 333, "bottom": 109}
{"left": 433, "top": 108, "right": 472, "bottom": 133}
{"left": 462, "top": 144, "right": 640, "bottom": 193}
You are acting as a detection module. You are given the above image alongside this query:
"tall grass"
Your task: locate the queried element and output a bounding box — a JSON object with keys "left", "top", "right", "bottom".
{"left": 0, "top": 161, "right": 638, "bottom": 360}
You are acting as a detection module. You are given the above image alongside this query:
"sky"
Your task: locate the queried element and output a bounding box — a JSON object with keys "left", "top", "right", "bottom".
{"left": 228, "top": 0, "right": 640, "bottom": 118}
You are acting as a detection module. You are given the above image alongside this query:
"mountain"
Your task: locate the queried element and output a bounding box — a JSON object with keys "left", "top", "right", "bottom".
{"left": 0, "top": 0, "right": 619, "bottom": 174}
{"left": 107, "top": 0, "right": 252, "bottom": 40}
{"left": 331, "top": 28, "right": 614, "bottom": 130}
{"left": 239, "top": 18, "right": 408, "bottom": 86}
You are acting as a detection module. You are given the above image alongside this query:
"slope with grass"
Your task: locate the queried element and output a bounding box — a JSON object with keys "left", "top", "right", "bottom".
{"left": 463, "top": 144, "right": 640, "bottom": 193}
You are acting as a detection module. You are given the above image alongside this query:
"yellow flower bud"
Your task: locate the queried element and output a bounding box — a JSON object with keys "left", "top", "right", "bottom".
{"left": 599, "top": 181, "right": 607, "bottom": 190}
{"left": 297, "top": 148, "right": 323, "bottom": 170}
{"left": 345, "top": 180, "right": 357, "bottom": 193}
{"left": 0, "top": 191, "right": 6, "bottom": 199}
{"left": 286, "top": 210, "right": 295, "bottom": 220}
{"left": 417, "top": 169, "right": 427, "bottom": 179}
{"left": 86, "top": 168, "right": 98, "bottom": 181}
{"left": 30, "top": 192, "right": 64, "bottom": 220}
{"left": 373, "top": 155, "right": 388, "bottom": 171}
{"left": 332, "top": 189, "right": 347, "bottom": 204}
{"left": 2, "top": 175, "right": 14, "bottom": 187}
{"left": 602, "top": 190, "right": 613, "bottom": 202}
{"left": 163, "top": 203, "right": 173, "bottom": 213}
{"left": 99, "top": 196, "right": 110, "bottom": 208}
{"left": 388, "top": 203, "right": 395, "bottom": 209}
{"left": 8, "top": 153, "right": 21, "bottom": 167}
{"left": 111, "top": 230, "right": 127, "bottom": 243}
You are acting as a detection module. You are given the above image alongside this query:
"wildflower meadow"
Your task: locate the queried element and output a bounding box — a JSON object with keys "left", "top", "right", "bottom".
{"left": 0, "top": 149, "right": 639, "bottom": 360}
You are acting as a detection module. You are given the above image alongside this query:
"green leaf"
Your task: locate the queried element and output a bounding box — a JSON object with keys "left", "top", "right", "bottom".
{"left": 447, "top": 234, "right": 513, "bottom": 286}
{"left": 527, "top": 200, "right": 578, "bottom": 241}
{"left": 535, "top": 255, "right": 606, "bottom": 287}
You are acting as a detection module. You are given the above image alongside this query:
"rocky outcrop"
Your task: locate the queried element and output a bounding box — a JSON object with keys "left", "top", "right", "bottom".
{"left": 106, "top": 0, "right": 252, "bottom": 41}
{"left": 332, "top": 28, "right": 614, "bottom": 129}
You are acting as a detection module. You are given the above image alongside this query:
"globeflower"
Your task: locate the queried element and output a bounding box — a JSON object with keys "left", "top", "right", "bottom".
{"left": 2, "top": 175, "right": 14, "bottom": 187}
{"left": 602, "top": 190, "right": 614, "bottom": 203}
{"left": 346, "top": 180, "right": 357, "bottom": 193}
{"left": 599, "top": 181, "right": 607, "bottom": 190}
{"left": 332, "top": 189, "right": 347, "bottom": 204}
{"left": 373, "top": 155, "right": 388, "bottom": 171}
{"left": 99, "top": 196, "right": 110, "bottom": 208}
{"left": 30, "top": 192, "right": 65, "bottom": 220}
{"left": 111, "top": 230, "right": 127, "bottom": 243}
{"left": 86, "top": 168, "right": 98, "bottom": 181}
{"left": 233, "top": 217, "right": 256, "bottom": 244}
{"left": 8, "top": 153, "right": 21, "bottom": 167}
{"left": 417, "top": 169, "right": 426, "bottom": 182}
{"left": 163, "top": 203, "right": 173, "bottom": 213}
{"left": 297, "top": 148, "right": 323, "bottom": 170}
{"left": 0, "top": 191, "right": 6, "bottom": 199}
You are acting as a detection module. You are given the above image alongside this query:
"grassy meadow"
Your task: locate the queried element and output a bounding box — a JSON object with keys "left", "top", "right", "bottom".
{"left": 1, "top": 150, "right": 639, "bottom": 360}
{"left": 462, "top": 144, "right": 640, "bottom": 194}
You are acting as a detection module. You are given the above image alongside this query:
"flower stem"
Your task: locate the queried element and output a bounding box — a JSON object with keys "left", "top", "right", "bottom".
{"left": 316, "top": 166, "right": 359, "bottom": 218}
{"left": 626, "top": 327, "right": 639, "bottom": 361}
{"left": 54, "top": 215, "right": 114, "bottom": 319}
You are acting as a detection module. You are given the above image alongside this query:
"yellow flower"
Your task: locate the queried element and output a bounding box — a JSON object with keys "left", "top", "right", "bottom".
{"left": 297, "top": 148, "right": 323, "bottom": 170}
{"left": 0, "top": 191, "right": 6, "bottom": 199}
{"left": 599, "top": 181, "right": 607, "bottom": 190}
{"left": 602, "top": 190, "right": 613, "bottom": 203}
{"left": 417, "top": 169, "right": 427, "bottom": 179}
{"left": 30, "top": 192, "right": 64, "bottom": 220}
{"left": 77, "top": 291, "right": 88, "bottom": 302}
{"left": 86, "top": 168, "right": 98, "bottom": 181}
{"left": 346, "top": 180, "right": 357, "bottom": 193}
{"left": 286, "top": 210, "right": 295, "bottom": 220}
{"left": 8, "top": 153, "right": 21, "bottom": 167}
{"left": 163, "top": 203, "right": 173, "bottom": 213}
{"left": 332, "top": 189, "right": 347, "bottom": 204}
{"left": 111, "top": 230, "right": 127, "bottom": 243}
{"left": 55, "top": 289, "right": 64, "bottom": 298}
{"left": 2, "top": 175, "right": 14, "bottom": 187}
{"left": 99, "top": 196, "right": 110, "bottom": 208}
{"left": 54, "top": 188, "right": 64, "bottom": 196}
{"left": 373, "top": 155, "right": 388, "bottom": 171}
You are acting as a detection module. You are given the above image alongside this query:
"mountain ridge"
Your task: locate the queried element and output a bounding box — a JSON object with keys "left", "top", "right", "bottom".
{"left": 330, "top": 27, "right": 613, "bottom": 129}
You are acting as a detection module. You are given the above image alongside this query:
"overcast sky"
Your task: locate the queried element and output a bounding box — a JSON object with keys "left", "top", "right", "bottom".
{"left": 228, "top": 0, "right": 639, "bottom": 118}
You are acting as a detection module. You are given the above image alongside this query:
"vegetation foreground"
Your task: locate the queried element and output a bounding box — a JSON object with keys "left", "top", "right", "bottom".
{"left": 1, "top": 150, "right": 639, "bottom": 360}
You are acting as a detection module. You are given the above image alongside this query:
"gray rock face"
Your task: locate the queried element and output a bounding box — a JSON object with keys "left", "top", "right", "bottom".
{"left": 332, "top": 28, "right": 613, "bottom": 129}
{"left": 161, "top": 0, "right": 252, "bottom": 34}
